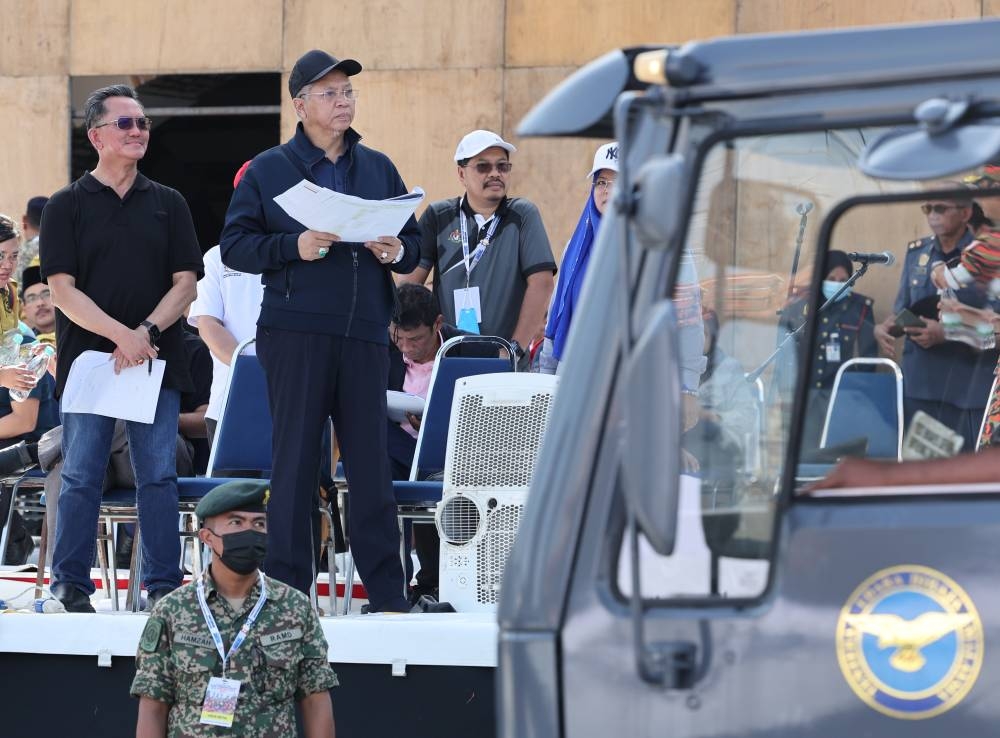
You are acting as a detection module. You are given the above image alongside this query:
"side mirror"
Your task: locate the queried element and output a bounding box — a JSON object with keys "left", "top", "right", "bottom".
{"left": 622, "top": 300, "right": 681, "bottom": 555}
{"left": 632, "top": 155, "right": 686, "bottom": 250}
{"left": 859, "top": 98, "right": 1000, "bottom": 180}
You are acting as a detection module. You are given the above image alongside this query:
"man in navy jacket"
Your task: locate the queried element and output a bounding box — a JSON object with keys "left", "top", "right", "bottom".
{"left": 221, "top": 49, "right": 420, "bottom": 612}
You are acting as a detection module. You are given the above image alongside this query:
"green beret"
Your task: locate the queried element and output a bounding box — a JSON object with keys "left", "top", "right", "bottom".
{"left": 196, "top": 480, "right": 270, "bottom": 521}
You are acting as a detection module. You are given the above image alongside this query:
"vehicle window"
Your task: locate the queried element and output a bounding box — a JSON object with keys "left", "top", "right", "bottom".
{"left": 614, "top": 128, "right": 995, "bottom": 601}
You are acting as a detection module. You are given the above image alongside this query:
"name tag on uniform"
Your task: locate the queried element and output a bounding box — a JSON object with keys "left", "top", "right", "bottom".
{"left": 260, "top": 627, "right": 303, "bottom": 646}
{"left": 175, "top": 632, "right": 214, "bottom": 649}
{"left": 200, "top": 676, "right": 241, "bottom": 727}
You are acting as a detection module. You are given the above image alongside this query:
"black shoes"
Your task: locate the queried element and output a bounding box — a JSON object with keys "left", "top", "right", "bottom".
{"left": 145, "top": 588, "right": 174, "bottom": 612}
{"left": 51, "top": 584, "right": 96, "bottom": 614}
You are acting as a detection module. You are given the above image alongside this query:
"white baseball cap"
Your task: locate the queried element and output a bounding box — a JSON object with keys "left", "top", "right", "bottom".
{"left": 455, "top": 130, "right": 517, "bottom": 162}
{"left": 588, "top": 142, "right": 620, "bottom": 177}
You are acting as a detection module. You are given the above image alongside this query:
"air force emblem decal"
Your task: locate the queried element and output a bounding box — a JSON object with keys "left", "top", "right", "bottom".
{"left": 836, "top": 565, "right": 983, "bottom": 719}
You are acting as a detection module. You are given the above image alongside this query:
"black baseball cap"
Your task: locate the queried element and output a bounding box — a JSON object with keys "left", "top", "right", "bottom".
{"left": 288, "top": 50, "right": 362, "bottom": 98}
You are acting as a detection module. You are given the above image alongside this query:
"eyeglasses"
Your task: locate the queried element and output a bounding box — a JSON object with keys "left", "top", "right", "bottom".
{"left": 465, "top": 161, "right": 513, "bottom": 175}
{"left": 920, "top": 203, "right": 962, "bottom": 215}
{"left": 92, "top": 116, "right": 151, "bottom": 131}
{"left": 594, "top": 178, "right": 616, "bottom": 191}
{"left": 298, "top": 88, "right": 358, "bottom": 102}
{"left": 23, "top": 289, "right": 51, "bottom": 305}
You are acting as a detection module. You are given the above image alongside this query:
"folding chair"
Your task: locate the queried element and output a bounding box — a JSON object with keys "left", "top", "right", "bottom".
{"left": 820, "top": 357, "right": 904, "bottom": 461}
{"left": 389, "top": 335, "right": 515, "bottom": 604}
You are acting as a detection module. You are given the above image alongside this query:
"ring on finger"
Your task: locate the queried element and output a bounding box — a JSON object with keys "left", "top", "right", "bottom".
{"left": 381, "top": 251, "right": 388, "bottom": 260}
{"left": 318, "top": 247, "right": 329, "bottom": 258}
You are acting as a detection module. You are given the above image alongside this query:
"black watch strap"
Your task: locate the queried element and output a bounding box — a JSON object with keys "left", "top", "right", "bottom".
{"left": 141, "top": 320, "right": 161, "bottom": 343}
{"left": 510, "top": 340, "right": 525, "bottom": 359}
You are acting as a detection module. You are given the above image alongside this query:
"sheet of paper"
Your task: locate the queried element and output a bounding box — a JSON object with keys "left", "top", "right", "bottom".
{"left": 274, "top": 180, "right": 425, "bottom": 242}
{"left": 61, "top": 351, "right": 165, "bottom": 424}
{"left": 386, "top": 390, "right": 426, "bottom": 424}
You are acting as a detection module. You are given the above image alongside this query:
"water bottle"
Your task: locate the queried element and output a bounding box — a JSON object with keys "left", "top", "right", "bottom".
{"left": 976, "top": 322, "right": 996, "bottom": 351}
{"left": 0, "top": 330, "right": 24, "bottom": 366}
{"left": 10, "top": 345, "right": 54, "bottom": 403}
{"left": 32, "top": 597, "right": 66, "bottom": 613}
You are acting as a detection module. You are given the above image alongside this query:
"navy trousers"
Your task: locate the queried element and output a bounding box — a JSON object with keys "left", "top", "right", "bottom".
{"left": 257, "top": 327, "right": 407, "bottom": 611}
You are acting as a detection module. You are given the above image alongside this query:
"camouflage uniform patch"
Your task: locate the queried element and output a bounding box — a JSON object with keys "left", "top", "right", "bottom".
{"left": 130, "top": 573, "right": 338, "bottom": 737}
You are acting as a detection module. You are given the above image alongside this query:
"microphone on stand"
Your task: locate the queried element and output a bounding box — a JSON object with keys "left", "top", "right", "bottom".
{"left": 847, "top": 251, "right": 896, "bottom": 266}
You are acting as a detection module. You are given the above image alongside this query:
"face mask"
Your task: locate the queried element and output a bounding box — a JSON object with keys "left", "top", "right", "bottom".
{"left": 822, "top": 280, "right": 851, "bottom": 302}
{"left": 210, "top": 529, "right": 267, "bottom": 575}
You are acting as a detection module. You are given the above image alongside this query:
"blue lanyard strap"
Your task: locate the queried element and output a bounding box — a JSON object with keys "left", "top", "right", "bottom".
{"left": 459, "top": 203, "right": 501, "bottom": 283}
{"left": 196, "top": 570, "right": 268, "bottom": 677}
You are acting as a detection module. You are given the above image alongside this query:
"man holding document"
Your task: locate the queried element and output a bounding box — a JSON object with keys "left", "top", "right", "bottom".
{"left": 221, "top": 49, "right": 420, "bottom": 611}
{"left": 40, "top": 84, "right": 203, "bottom": 613}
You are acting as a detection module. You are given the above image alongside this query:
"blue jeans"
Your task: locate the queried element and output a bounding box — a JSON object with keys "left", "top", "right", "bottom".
{"left": 52, "top": 389, "right": 182, "bottom": 596}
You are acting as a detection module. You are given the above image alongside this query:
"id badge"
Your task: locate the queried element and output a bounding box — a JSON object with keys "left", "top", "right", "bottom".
{"left": 825, "top": 333, "right": 841, "bottom": 363}
{"left": 200, "top": 676, "right": 242, "bottom": 727}
{"left": 454, "top": 286, "right": 482, "bottom": 333}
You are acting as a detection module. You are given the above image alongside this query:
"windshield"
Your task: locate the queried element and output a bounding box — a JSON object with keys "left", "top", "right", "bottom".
{"left": 620, "top": 126, "right": 1000, "bottom": 601}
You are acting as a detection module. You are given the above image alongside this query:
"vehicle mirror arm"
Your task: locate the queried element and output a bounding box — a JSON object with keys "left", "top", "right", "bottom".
{"left": 628, "top": 512, "right": 711, "bottom": 689}
{"left": 745, "top": 263, "right": 869, "bottom": 384}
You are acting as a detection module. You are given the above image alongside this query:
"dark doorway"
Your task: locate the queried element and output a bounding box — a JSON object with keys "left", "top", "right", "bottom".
{"left": 71, "top": 73, "right": 281, "bottom": 251}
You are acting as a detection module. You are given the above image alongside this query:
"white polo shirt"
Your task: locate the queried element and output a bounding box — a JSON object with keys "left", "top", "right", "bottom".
{"left": 188, "top": 245, "right": 264, "bottom": 421}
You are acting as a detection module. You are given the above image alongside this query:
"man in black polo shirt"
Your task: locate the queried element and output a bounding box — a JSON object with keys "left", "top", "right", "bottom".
{"left": 39, "top": 85, "right": 203, "bottom": 613}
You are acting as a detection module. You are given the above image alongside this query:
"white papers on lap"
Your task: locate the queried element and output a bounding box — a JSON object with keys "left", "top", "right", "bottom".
{"left": 274, "top": 180, "right": 425, "bottom": 242}
{"left": 386, "top": 390, "right": 425, "bottom": 424}
{"left": 62, "top": 351, "right": 165, "bottom": 423}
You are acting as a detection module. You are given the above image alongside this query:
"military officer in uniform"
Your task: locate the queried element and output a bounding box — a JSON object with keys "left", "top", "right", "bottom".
{"left": 131, "top": 480, "right": 338, "bottom": 738}
{"left": 875, "top": 198, "right": 997, "bottom": 450}
{"left": 778, "top": 250, "right": 878, "bottom": 451}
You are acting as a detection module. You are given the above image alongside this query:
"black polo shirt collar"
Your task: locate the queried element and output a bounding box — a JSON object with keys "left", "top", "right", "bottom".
{"left": 460, "top": 194, "right": 510, "bottom": 220}
{"left": 79, "top": 170, "right": 152, "bottom": 195}
{"left": 288, "top": 123, "right": 361, "bottom": 168}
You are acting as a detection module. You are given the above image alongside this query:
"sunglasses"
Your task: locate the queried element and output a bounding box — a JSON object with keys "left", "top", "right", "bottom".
{"left": 93, "top": 116, "right": 152, "bottom": 131}
{"left": 465, "top": 161, "right": 513, "bottom": 175}
{"left": 920, "top": 203, "right": 963, "bottom": 215}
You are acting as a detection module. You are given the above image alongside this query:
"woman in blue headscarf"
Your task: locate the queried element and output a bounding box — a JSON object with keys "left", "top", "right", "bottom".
{"left": 538, "top": 142, "right": 619, "bottom": 373}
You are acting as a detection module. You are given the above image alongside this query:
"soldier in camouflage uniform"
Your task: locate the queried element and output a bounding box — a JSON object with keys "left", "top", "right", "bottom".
{"left": 131, "top": 480, "right": 338, "bottom": 737}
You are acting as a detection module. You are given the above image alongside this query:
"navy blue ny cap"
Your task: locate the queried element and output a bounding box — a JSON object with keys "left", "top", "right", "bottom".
{"left": 289, "top": 50, "right": 362, "bottom": 98}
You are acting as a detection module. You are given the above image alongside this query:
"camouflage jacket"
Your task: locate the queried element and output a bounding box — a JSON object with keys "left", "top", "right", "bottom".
{"left": 130, "top": 572, "right": 338, "bottom": 737}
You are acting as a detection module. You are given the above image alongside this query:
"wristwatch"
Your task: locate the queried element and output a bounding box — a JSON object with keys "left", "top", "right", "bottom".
{"left": 141, "top": 320, "right": 161, "bottom": 344}
{"left": 510, "top": 340, "right": 526, "bottom": 360}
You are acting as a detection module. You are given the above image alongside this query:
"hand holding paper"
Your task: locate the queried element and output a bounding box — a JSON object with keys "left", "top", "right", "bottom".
{"left": 274, "top": 180, "right": 424, "bottom": 242}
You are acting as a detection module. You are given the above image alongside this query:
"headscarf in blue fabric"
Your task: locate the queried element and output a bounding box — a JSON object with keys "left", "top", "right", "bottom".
{"left": 545, "top": 187, "right": 602, "bottom": 360}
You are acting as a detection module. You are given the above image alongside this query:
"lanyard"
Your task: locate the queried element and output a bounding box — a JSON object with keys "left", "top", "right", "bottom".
{"left": 458, "top": 206, "right": 501, "bottom": 285}
{"left": 196, "top": 571, "right": 267, "bottom": 677}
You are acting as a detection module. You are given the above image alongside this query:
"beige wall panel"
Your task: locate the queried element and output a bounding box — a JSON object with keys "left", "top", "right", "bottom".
{"left": 283, "top": 0, "right": 503, "bottom": 70}
{"left": 503, "top": 67, "right": 606, "bottom": 260}
{"left": 506, "top": 0, "right": 735, "bottom": 68}
{"left": 0, "top": 0, "right": 68, "bottom": 76}
{"left": 280, "top": 69, "right": 504, "bottom": 217}
{"left": 0, "top": 77, "right": 68, "bottom": 226}
{"left": 69, "top": 0, "right": 283, "bottom": 74}
{"left": 984, "top": 0, "right": 1000, "bottom": 15}
{"left": 737, "top": 0, "right": 982, "bottom": 34}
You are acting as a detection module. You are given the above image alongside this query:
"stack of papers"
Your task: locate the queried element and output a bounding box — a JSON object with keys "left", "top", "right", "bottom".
{"left": 274, "top": 180, "right": 424, "bottom": 241}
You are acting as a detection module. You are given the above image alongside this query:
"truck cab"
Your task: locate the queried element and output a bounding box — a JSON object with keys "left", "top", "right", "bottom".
{"left": 500, "top": 18, "right": 1000, "bottom": 737}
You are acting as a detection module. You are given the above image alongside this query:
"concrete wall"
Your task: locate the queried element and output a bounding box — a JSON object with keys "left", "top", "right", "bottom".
{"left": 1, "top": 0, "right": 995, "bottom": 261}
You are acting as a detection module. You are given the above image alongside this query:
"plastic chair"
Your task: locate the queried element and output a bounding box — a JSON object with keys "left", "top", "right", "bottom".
{"left": 820, "top": 357, "right": 904, "bottom": 461}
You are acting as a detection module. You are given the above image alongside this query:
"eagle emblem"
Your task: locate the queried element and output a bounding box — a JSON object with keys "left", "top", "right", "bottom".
{"left": 836, "top": 565, "right": 983, "bottom": 720}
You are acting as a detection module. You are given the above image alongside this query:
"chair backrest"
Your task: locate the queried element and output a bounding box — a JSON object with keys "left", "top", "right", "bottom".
{"left": 206, "top": 339, "right": 272, "bottom": 476}
{"left": 820, "top": 357, "right": 903, "bottom": 460}
{"left": 410, "top": 335, "right": 514, "bottom": 481}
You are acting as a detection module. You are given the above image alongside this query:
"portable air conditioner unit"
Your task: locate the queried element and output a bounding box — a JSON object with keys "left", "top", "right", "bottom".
{"left": 436, "top": 372, "right": 559, "bottom": 612}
